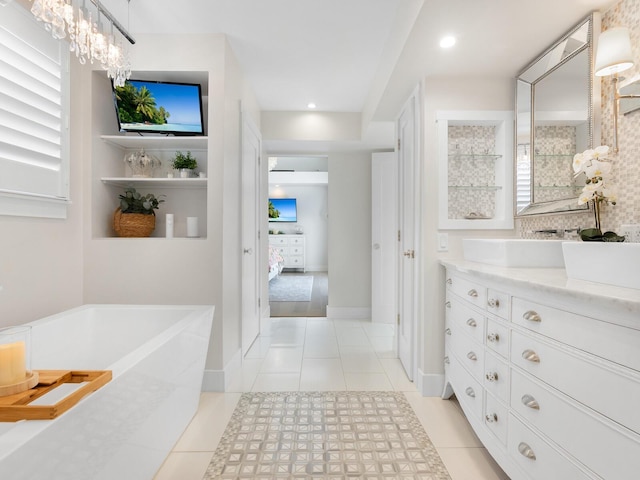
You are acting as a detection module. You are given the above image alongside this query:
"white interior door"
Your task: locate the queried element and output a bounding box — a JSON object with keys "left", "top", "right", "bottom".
{"left": 241, "top": 113, "right": 262, "bottom": 356}
{"left": 397, "top": 88, "right": 420, "bottom": 381}
{"left": 372, "top": 152, "right": 397, "bottom": 324}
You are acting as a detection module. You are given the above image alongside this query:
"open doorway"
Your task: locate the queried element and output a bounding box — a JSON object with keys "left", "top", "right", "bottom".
{"left": 267, "top": 156, "right": 328, "bottom": 317}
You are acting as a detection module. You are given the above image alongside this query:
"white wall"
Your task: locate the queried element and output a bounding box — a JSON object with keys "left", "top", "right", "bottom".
{"left": 327, "top": 152, "right": 372, "bottom": 311}
{"left": 0, "top": 59, "right": 85, "bottom": 327}
{"left": 80, "top": 33, "right": 261, "bottom": 385}
{"left": 419, "top": 76, "right": 516, "bottom": 392}
{"left": 268, "top": 185, "right": 328, "bottom": 271}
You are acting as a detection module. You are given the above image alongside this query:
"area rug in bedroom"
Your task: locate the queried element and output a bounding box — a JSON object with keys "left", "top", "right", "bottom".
{"left": 269, "top": 274, "right": 314, "bottom": 302}
{"left": 202, "top": 391, "right": 452, "bottom": 479}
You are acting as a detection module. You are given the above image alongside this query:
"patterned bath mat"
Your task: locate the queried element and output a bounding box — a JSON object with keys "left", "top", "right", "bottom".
{"left": 203, "top": 391, "right": 452, "bottom": 480}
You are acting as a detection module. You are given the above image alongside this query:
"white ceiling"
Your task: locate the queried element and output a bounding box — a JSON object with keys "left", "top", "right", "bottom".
{"left": 110, "top": 0, "right": 618, "bottom": 122}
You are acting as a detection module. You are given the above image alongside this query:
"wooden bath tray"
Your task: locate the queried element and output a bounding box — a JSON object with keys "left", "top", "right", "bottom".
{"left": 0, "top": 370, "right": 112, "bottom": 422}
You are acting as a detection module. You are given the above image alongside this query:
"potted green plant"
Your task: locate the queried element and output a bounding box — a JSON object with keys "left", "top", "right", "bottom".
{"left": 113, "top": 187, "right": 165, "bottom": 237}
{"left": 172, "top": 151, "right": 198, "bottom": 178}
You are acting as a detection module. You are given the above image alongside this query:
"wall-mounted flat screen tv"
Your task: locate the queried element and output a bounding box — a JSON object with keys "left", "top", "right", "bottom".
{"left": 112, "top": 79, "right": 205, "bottom": 135}
{"left": 269, "top": 198, "right": 297, "bottom": 222}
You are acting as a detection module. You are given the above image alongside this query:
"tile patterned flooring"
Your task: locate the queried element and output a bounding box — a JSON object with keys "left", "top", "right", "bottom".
{"left": 154, "top": 318, "right": 509, "bottom": 480}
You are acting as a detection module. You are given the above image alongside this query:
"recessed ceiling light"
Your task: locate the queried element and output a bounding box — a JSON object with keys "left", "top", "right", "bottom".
{"left": 307, "top": 102, "right": 317, "bottom": 109}
{"left": 439, "top": 35, "right": 456, "bottom": 49}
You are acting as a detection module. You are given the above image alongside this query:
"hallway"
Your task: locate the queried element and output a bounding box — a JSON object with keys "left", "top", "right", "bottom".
{"left": 154, "top": 317, "right": 508, "bottom": 479}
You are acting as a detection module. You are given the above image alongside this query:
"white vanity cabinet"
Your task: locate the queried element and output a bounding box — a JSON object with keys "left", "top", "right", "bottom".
{"left": 442, "top": 263, "right": 640, "bottom": 480}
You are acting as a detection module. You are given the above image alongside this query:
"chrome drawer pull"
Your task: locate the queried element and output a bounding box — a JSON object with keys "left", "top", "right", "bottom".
{"left": 488, "top": 298, "right": 500, "bottom": 308}
{"left": 522, "top": 349, "right": 541, "bottom": 363}
{"left": 521, "top": 394, "right": 540, "bottom": 410}
{"left": 445, "top": 328, "right": 452, "bottom": 336}
{"left": 485, "top": 371, "right": 498, "bottom": 382}
{"left": 467, "top": 351, "right": 477, "bottom": 361}
{"left": 485, "top": 413, "right": 498, "bottom": 423}
{"left": 518, "top": 442, "right": 537, "bottom": 460}
{"left": 467, "top": 289, "right": 478, "bottom": 298}
{"left": 466, "top": 318, "right": 477, "bottom": 327}
{"left": 444, "top": 356, "right": 450, "bottom": 365}
{"left": 465, "top": 387, "right": 475, "bottom": 398}
{"left": 446, "top": 278, "right": 452, "bottom": 285}
{"left": 487, "top": 332, "right": 500, "bottom": 343}
{"left": 523, "top": 310, "right": 542, "bottom": 323}
{"left": 445, "top": 301, "right": 451, "bottom": 309}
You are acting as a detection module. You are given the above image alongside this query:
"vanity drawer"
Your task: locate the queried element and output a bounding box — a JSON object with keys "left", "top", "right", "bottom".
{"left": 447, "top": 353, "right": 483, "bottom": 421}
{"left": 487, "top": 288, "right": 510, "bottom": 319}
{"left": 483, "top": 350, "right": 509, "bottom": 404}
{"left": 508, "top": 414, "right": 597, "bottom": 480}
{"left": 511, "top": 369, "right": 640, "bottom": 480}
{"left": 447, "top": 297, "right": 485, "bottom": 344}
{"left": 447, "top": 274, "right": 487, "bottom": 310}
{"left": 289, "top": 236, "right": 304, "bottom": 245}
{"left": 484, "top": 391, "right": 507, "bottom": 445}
{"left": 485, "top": 318, "right": 509, "bottom": 359}
{"left": 511, "top": 330, "right": 640, "bottom": 435}
{"left": 450, "top": 329, "right": 485, "bottom": 383}
{"left": 513, "top": 297, "right": 640, "bottom": 372}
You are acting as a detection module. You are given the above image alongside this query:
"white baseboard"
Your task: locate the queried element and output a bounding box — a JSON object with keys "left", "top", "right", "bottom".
{"left": 201, "top": 348, "right": 242, "bottom": 392}
{"left": 416, "top": 368, "right": 445, "bottom": 397}
{"left": 326, "top": 306, "right": 371, "bottom": 319}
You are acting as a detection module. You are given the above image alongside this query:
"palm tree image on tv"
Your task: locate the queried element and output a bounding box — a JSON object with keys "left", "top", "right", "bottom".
{"left": 115, "top": 83, "right": 170, "bottom": 126}
{"left": 268, "top": 200, "right": 280, "bottom": 219}
{"left": 114, "top": 80, "right": 203, "bottom": 133}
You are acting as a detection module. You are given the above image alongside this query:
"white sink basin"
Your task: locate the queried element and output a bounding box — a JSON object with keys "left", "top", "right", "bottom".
{"left": 562, "top": 242, "right": 640, "bottom": 290}
{"left": 463, "top": 238, "right": 565, "bottom": 267}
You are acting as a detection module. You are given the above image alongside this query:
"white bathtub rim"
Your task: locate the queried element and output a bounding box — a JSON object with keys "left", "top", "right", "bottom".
{"left": 0, "top": 304, "right": 214, "bottom": 463}
{"left": 26, "top": 304, "right": 214, "bottom": 377}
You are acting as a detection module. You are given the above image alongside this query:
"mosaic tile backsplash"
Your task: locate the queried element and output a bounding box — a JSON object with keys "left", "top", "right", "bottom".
{"left": 447, "top": 125, "right": 497, "bottom": 219}
{"left": 521, "top": 0, "right": 640, "bottom": 236}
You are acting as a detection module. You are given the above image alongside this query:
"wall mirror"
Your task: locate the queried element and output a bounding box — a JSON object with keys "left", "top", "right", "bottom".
{"left": 515, "top": 14, "right": 598, "bottom": 217}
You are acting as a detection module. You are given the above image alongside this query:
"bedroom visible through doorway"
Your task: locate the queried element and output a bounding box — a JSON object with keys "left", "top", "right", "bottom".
{"left": 268, "top": 155, "right": 328, "bottom": 318}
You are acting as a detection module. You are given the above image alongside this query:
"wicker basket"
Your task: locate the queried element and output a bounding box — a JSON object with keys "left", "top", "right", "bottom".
{"left": 113, "top": 208, "right": 155, "bottom": 237}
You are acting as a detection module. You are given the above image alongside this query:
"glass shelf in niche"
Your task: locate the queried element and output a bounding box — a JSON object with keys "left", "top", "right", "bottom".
{"left": 448, "top": 154, "right": 502, "bottom": 160}
{"left": 533, "top": 154, "right": 574, "bottom": 159}
{"left": 448, "top": 185, "right": 502, "bottom": 190}
{"left": 534, "top": 185, "right": 581, "bottom": 190}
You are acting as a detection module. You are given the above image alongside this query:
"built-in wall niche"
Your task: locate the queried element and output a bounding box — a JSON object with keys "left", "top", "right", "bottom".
{"left": 91, "top": 70, "right": 209, "bottom": 238}
{"left": 437, "top": 110, "right": 514, "bottom": 229}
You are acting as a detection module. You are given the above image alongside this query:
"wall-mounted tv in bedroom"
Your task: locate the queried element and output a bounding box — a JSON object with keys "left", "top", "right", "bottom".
{"left": 112, "top": 79, "right": 205, "bottom": 135}
{"left": 269, "top": 198, "right": 297, "bottom": 222}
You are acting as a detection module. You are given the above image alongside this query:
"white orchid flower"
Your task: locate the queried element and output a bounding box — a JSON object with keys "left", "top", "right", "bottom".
{"left": 572, "top": 152, "right": 586, "bottom": 173}
{"left": 592, "top": 145, "right": 610, "bottom": 160}
{"left": 584, "top": 159, "right": 612, "bottom": 179}
{"left": 578, "top": 191, "right": 592, "bottom": 205}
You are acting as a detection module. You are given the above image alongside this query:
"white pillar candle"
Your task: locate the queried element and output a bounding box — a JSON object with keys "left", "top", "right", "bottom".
{"left": 0, "top": 341, "right": 26, "bottom": 386}
{"left": 165, "top": 214, "right": 174, "bottom": 239}
{"left": 187, "top": 217, "right": 199, "bottom": 238}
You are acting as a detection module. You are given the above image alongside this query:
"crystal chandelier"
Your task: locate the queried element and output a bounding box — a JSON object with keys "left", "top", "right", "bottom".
{"left": 25, "top": 0, "right": 134, "bottom": 86}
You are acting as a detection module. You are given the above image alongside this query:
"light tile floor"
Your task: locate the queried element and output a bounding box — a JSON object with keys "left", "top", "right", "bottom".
{"left": 154, "top": 317, "right": 509, "bottom": 480}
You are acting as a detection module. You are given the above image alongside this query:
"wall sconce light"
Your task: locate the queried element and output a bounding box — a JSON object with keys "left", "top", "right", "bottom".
{"left": 595, "top": 26, "right": 640, "bottom": 153}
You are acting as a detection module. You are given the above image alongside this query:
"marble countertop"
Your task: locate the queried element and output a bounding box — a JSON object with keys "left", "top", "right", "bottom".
{"left": 440, "top": 258, "right": 640, "bottom": 314}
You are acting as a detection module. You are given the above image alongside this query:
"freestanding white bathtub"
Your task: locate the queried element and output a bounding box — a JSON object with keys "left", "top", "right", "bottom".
{"left": 0, "top": 304, "right": 214, "bottom": 480}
